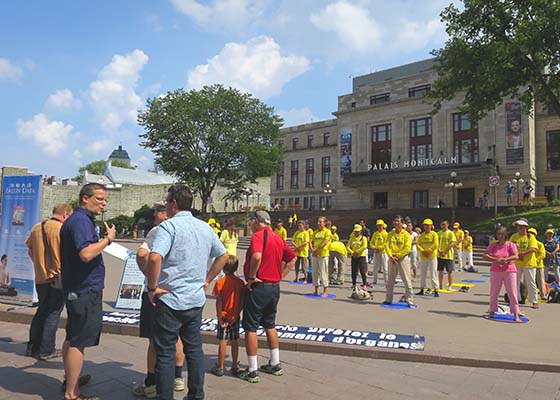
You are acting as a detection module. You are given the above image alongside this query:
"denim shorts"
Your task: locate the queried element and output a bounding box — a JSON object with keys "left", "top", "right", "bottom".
{"left": 242, "top": 283, "right": 280, "bottom": 332}
{"left": 65, "top": 290, "right": 103, "bottom": 348}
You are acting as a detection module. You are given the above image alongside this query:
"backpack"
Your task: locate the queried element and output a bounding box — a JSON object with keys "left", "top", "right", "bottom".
{"left": 547, "top": 288, "right": 560, "bottom": 303}
{"left": 350, "top": 286, "right": 373, "bottom": 301}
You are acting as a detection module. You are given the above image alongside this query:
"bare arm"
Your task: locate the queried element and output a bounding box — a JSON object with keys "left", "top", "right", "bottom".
{"left": 136, "top": 248, "right": 149, "bottom": 276}
{"left": 281, "top": 257, "right": 296, "bottom": 278}
{"left": 205, "top": 253, "right": 229, "bottom": 289}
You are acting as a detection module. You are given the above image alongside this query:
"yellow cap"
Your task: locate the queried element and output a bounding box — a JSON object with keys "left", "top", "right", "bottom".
{"left": 453, "top": 222, "right": 460, "bottom": 228}
{"left": 331, "top": 226, "right": 337, "bottom": 231}
{"left": 422, "top": 218, "right": 433, "bottom": 226}
{"left": 464, "top": 229, "right": 469, "bottom": 234}
{"left": 546, "top": 229, "right": 555, "bottom": 234}
{"left": 208, "top": 218, "right": 216, "bottom": 225}
{"left": 353, "top": 224, "right": 362, "bottom": 232}
{"left": 528, "top": 228, "right": 537, "bottom": 235}
{"left": 376, "top": 219, "right": 385, "bottom": 226}
{"left": 216, "top": 222, "right": 221, "bottom": 228}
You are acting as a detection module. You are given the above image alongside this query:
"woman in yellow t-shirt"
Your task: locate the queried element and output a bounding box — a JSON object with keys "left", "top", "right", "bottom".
{"left": 311, "top": 216, "right": 332, "bottom": 298}
{"left": 220, "top": 217, "right": 239, "bottom": 256}
{"left": 462, "top": 230, "right": 474, "bottom": 271}
{"left": 292, "top": 221, "right": 310, "bottom": 283}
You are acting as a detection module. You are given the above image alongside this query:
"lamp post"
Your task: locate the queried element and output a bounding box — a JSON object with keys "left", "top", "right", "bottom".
{"left": 254, "top": 190, "right": 262, "bottom": 210}
{"left": 444, "top": 171, "right": 463, "bottom": 222}
{"left": 243, "top": 188, "right": 253, "bottom": 221}
{"left": 323, "top": 184, "right": 335, "bottom": 210}
{"left": 511, "top": 172, "right": 524, "bottom": 206}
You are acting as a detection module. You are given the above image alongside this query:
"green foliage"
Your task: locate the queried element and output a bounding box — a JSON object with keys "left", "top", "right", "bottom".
{"left": 110, "top": 160, "right": 135, "bottom": 169}
{"left": 106, "top": 215, "right": 135, "bottom": 236}
{"left": 551, "top": 199, "right": 560, "bottom": 206}
{"left": 502, "top": 207, "right": 517, "bottom": 216}
{"left": 430, "top": 0, "right": 560, "bottom": 121}
{"left": 79, "top": 160, "right": 106, "bottom": 176}
{"left": 133, "top": 204, "right": 155, "bottom": 231}
{"left": 138, "top": 85, "right": 283, "bottom": 212}
{"left": 472, "top": 207, "right": 560, "bottom": 232}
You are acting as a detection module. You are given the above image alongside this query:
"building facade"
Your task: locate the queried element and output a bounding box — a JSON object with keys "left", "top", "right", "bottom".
{"left": 272, "top": 59, "right": 560, "bottom": 210}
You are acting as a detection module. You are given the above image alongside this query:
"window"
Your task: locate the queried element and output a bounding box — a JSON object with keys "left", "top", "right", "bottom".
{"left": 323, "top": 132, "right": 330, "bottom": 145}
{"left": 410, "top": 144, "right": 433, "bottom": 161}
{"left": 288, "top": 198, "right": 293, "bottom": 206}
{"left": 321, "top": 156, "right": 330, "bottom": 186}
{"left": 290, "top": 160, "right": 299, "bottom": 188}
{"left": 413, "top": 190, "right": 429, "bottom": 208}
{"left": 294, "top": 197, "right": 300, "bottom": 205}
{"left": 547, "top": 130, "right": 560, "bottom": 170}
{"left": 325, "top": 196, "right": 333, "bottom": 210}
{"left": 305, "top": 158, "right": 314, "bottom": 187}
{"left": 278, "top": 139, "right": 284, "bottom": 147}
{"left": 292, "top": 137, "right": 298, "bottom": 150}
{"left": 309, "top": 196, "right": 315, "bottom": 210}
{"left": 307, "top": 135, "right": 313, "bottom": 148}
{"left": 276, "top": 161, "right": 284, "bottom": 190}
{"left": 351, "top": 102, "right": 356, "bottom": 108}
{"left": 409, "top": 117, "right": 432, "bottom": 137}
{"left": 408, "top": 84, "right": 431, "bottom": 98}
{"left": 319, "top": 196, "right": 325, "bottom": 210}
{"left": 370, "top": 92, "right": 390, "bottom": 105}
{"left": 453, "top": 113, "right": 479, "bottom": 164}
{"left": 303, "top": 197, "right": 309, "bottom": 209}
{"left": 371, "top": 124, "right": 392, "bottom": 165}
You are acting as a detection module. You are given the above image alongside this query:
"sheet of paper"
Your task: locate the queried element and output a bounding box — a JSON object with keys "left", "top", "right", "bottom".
{"left": 103, "top": 242, "right": 135, "bottom": 261}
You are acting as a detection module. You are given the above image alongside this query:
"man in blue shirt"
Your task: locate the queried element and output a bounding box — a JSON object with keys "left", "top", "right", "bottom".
{"left": 60, "top": 183, "right": 115, "bottom": 400}
{"left": 147, "top": 184, "right": 228, "bottom": 400}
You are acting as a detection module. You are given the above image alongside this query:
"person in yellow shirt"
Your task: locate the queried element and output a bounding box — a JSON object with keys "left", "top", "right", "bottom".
{"left": 529, "top": 228, "right": 548, "bottom": 300}
{"left": 437, "top": 219, "right": 457, "bottom": 291}
{"left": 292, "top": 221, "right": 310, "bottom": 283}
{"left": 370, "top": 219, "right": 388, "bottom": 285}
{"left": 416, "top": 218, "right": 439, "bottom": 297}
{"left": 219, "top": 217, "right": 239, "bottom": 256}
{"left": 274, "top": 219, "right": 288, "bottom": 241}
{"left": 305, "top": 220, "right": 315, "bottom": 283}
{"left": 383, "top": 215, "right": 413, "bottom": 306}
{"left": 347, "top": 225, "right": 368, "bottom": 289}
{"left": 462, "top": 229, "right": 474, "bottom": 271}
{"left": 311, "top": 216, "right": 332, "bottom": 298}
{"left": 330, "top": 226, "right": 340, "bottom": 242}
{"left": 453, "top": 222, "right": 465, "bottom": 272}
{"left": 208, "top": 218, "right": 220, "bottom": 236}
{"left": 509, "top": 219, "right": 538, "bottom": 308}
{"left": 329, "top": 238, "right": 347, "bottom": 285}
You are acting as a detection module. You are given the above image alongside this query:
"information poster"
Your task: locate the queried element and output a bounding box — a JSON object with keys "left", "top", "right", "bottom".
{"left": 0, "top": 175, "right": 42, "bottom": 306}
{"left": 340, "top": 127, "right": 352, "bottom": 176}
{"left": 505, "top": 101, "right": 524, "bottom": 165}
{"left": 114, "top": 255, "right": 144, "bottom": 310}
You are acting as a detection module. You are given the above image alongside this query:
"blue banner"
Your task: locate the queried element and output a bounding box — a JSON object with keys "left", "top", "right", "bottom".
{"left": 0, "top": 175, "right": 42, "bottom": 305}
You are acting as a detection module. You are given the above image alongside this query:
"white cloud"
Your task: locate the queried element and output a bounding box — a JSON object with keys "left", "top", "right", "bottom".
{"left": 187, "top": 36, "right": 310, "bottom": 99}
{"left": 16, "top": 113, "right": 74, "bottom": 156}
{"left": 0, "top": 58, "right": 24, "bottom": 81}
{"left": 310, "top": 2, "right": 381, "bottom": 53}
{"left": 170, "top": 0, "right": 266, "bottom": 31}
{"left": 279, "top": 107, "right": 319, "bottom": 128}
{"left": 45, "top": 89, "right": 82, "bottom": 112}
{"left": 88, "top": 49, "right": 148, "bottom": 132}
{"left": 394, "top": 18, "right": 446, "bottom": 53}
{"left": 90, "top": 139, "right": 113, "bottom": 154}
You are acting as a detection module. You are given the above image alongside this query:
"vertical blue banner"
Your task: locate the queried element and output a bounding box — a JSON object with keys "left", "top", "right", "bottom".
{"left": 0, "top": 175, "right": 42, "bottom": 305}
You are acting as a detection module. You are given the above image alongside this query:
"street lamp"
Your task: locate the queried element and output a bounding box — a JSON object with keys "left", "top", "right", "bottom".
{"left": 254, "top": 190, "right": 262, "bottom": 209}
{"left": 511, "top": 171, "right": 524, "bottom": 206}
{"left": 444, "top": 171, "right": 463, "bottom": 222}
{"left": 323, "top": 184, "right": 335, "bottom": 210}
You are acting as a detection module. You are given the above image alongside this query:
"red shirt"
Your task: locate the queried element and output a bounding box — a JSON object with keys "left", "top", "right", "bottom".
{"left": 244, "top": 226, "right": 296, "bottom": 282}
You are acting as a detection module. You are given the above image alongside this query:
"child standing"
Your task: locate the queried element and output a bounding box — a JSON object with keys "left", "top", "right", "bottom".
{"left": 211, "top": 256, "right": 245, "bottom": 376}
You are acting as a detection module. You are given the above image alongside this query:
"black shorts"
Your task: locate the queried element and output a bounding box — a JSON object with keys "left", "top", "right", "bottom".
{"left": 437, "top": 258, "right": 455, "bottom": 272}
{"left": 65, "top": 290, "right": 103, "bottom": 348}
{"left": 139, "top": 292, "right": 155, "bottom": 338}
{"left": 242, "top": 283, "right": 280, "bottom": 332}
{"left": 217, "top": 320, "right": 240, "bottom": 340}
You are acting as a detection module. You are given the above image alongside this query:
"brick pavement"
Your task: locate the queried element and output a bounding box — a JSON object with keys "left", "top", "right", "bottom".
{"left": 1, "top": 321, "right": 559, "bottom": 400}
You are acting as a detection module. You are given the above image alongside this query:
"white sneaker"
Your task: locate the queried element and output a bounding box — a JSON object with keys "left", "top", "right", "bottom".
{"left": 447, "top": 285, "right": 453, "bottom": 291}
{"left": 174, "top": 377, "right": 185, "bottom": 391}
{"left": 132, "top": 383, "right": 157, "bottom": 399}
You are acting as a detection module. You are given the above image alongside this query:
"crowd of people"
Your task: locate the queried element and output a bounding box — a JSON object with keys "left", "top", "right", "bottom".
{"left": 17, "top": 181, "right": 560, "bottom": 399}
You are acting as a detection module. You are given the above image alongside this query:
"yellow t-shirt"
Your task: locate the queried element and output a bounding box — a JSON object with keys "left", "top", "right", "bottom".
{"left": 331, "top": 232, "right": 340, "bottom": 242}
{"left": 385, "top": 229, "right": 412, "bottom": 259}
{"left": 219, "top": 230, "right": 239, "bottom": 256}
{"left": 416, "top": 231, "right": 439, "bottom": 260}
{"left": 312, "top": 228, "right": 332, "bottom": 257}
{"left": 274, "top": 226, "right": 287, "bottom": 241}
{"left": 347, "top": 234, "right": 368, "bottom": 257}
{"left": 292, "top": 230, "right": 310, "bottom": 258}
{"left": 462, "top": 236, "right": 473, "bottom": 252}
{"left": 509, "top": 233, "right": 538, "bottom": 268}
{"left": 454, "top": 229, "right": 464, "bottom": 249}
{"left": 437, "top": 230, "right": 457, "bottom": 260}
{"left": 535, "top": 240, "right": 545, "bottom": 268}
{"left": 370, "top": 230, "right": 388, "bottom": 253}
{"left": 329, "top": 241, "right": 348, "bottom": 255}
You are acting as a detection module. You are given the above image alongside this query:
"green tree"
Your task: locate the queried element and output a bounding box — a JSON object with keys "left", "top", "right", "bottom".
{"left": 138, "top": 85, "right": 283, "bottom": 212}
{"left": 79, "top": 160, "right": 106, "bottom": 176}
{"left": 430, "top": 0, "right": 560, "bottom": 121}
{"left": 110, "top": 160, "right": 135, "bottom": 169}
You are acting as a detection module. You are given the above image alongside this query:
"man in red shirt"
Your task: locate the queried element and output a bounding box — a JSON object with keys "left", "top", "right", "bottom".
{"left": 239, "top": 211, "right": 296, "bottom": 383}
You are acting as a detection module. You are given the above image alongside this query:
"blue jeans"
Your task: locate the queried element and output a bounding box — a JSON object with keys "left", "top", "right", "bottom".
{"left": 153, "top": 301, "right": 204, "bottom": 400}
{"left": 28, "top": 283, "right": 64, "bottom": 356}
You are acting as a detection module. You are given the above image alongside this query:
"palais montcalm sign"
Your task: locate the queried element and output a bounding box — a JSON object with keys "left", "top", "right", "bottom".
{"left": 368, "top": 156, "right": 459, "bottom": 172}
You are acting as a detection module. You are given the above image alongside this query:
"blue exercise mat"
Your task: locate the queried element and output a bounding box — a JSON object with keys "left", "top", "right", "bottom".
{"left": 486, "top": 314, "right": 529, "bottom": 323}
{"left": 288, "top": 281, "right": 308, "bottom": 285}
{"left": 550, "top": 284, "right": 560, "bottom": 289}
{"left": 481, "top": 274, "right": 491, "bottom": 277}
{"left": 462, "top": 279, "right": 485, "bottom": 283}
{"left": 380, "top": 302, "right": 418, "bottom": 309}
{"left": 304, "top": 293, "right": 336, "bottom": 299}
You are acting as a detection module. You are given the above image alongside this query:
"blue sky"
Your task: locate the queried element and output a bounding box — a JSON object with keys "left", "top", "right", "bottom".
{"left": 0, "top": 0, "right": 452, "bottom": 178}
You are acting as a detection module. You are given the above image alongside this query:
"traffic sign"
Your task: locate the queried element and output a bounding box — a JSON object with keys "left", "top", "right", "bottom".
{"left": 489, "top": 176, "right": 500, "bottom": 187}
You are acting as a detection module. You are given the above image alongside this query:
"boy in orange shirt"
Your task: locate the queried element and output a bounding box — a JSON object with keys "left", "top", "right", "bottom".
{"left": 211, "top": 255, "right": 245, "bottom": 376}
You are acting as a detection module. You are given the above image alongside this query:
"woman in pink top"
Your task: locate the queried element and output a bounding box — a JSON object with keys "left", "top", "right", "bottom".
{"left": 484, "top": 227, "right": 521, "bottom": 322}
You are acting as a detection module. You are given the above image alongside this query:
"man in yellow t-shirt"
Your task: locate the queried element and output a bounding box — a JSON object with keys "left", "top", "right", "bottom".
{"left": 292, "top": 221, "right": 310, "bottom": 283}
{"left": 370, "top": 219, "right": 388, "bottom": 284}
{"left": 330, "top": 226, "right": 340, "bottom": 242}
{"left": 329, "top": 239, "right": 347, "bottom": 285}
{"left": 274, "top": 219, "right": 288, "bottom": 241}
{"left": 453, "top": 222, "right": 465, "bottom": 272}
{"left": 383, "top": 215, "right": 413, "bottom": 306}
{"left": 305, "top": 221, "right": 315, "bottom": 283}
{"left": 529, "top": 227, "right": 547, "bottom": 300}
{"left": 437, "top": 220, "right": 457, "bottom": 291}
{"left": 510, "top": 219, "right": 538, "bottom": 307}
{"left": 311, "top": 216, "right": 332, "bottom": 298}
{"left": 416, "top": 218, "right": 439, "bottom": 297}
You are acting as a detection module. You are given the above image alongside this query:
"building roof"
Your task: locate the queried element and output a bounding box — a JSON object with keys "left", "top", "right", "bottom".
{"left": 104, "top": 164, "right": 176, "bottom": 186}
{"left": 108, "top": 145, "right": 131, "bottom": 162}
{"left": 353, "top": 58, "right": 435, "bottom": 91}
{"left": 84, "top": 171, "right": 113, "bottom": 185}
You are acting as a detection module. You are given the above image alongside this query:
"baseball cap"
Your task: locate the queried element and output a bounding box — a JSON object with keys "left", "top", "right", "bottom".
{"left": 422, "top": 218, "right": 433, "bottom": 226}
{"left": 453, "top": 222, "right": 460, "bottom": 228}
{"left": 376, "top": 219, "right": 385, "bottom": 226}
{"left": 207, "top": 218, "right": 216, "bottom": 225}
{"left": 353, "top": 224, "right": 362, "bottom": 232}
{"left": 253, "top": 210, "right": 271, "bottom": 225}
{"left": 276, "top": 218, "right": 283, "bottom": 224}
{"left": 546, "top": 228, "right": 555, "bottom": 234}
{"left": 512, "top": 219, "right": 529, "bottom": 227}
{"left": 528, "top": 228, "right": 537, "bottom": 235}
{"left": 331, "top": 226, "right": 337, "bottom": 231}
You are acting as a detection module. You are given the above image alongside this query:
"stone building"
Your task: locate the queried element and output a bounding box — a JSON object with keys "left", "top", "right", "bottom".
{"left": 272, "top": 58, "right": 560, "bottom": 210}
